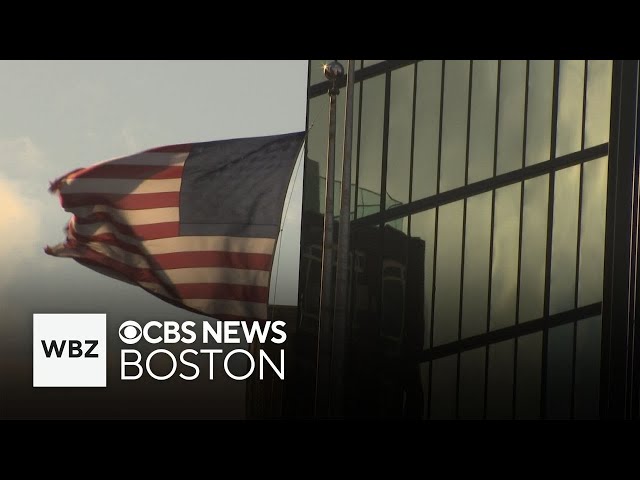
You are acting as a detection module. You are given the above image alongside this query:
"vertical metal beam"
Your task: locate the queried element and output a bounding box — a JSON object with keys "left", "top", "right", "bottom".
{"left": 600, "top": 59, "right": 640, "bottom": 419}
{"left": 315, "top": 63, "right": 343, "bottom": 417}
{"left": 331, "top": 60, "right": 355, "bottom": 417}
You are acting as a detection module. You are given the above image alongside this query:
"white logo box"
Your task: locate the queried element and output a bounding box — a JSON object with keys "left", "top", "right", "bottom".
{"left": 33, "top": 313, "right": 107, "bottom": 387}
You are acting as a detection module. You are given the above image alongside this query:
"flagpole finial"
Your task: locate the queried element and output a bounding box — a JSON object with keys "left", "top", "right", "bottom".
{"left": 323, "top": 60, "right": 344, "bottom": 96}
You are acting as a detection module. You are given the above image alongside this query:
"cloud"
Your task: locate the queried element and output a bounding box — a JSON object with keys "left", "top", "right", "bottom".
{"left": 0, "top": 175, "right": 42, "bottom": 287}
{"left": 0, "top": 136, "right": 45, "bottom": 180}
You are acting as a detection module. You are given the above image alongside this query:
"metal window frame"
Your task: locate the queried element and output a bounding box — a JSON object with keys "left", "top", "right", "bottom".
{"left": 600, "top": 59, "right": 640, "bottom": 420}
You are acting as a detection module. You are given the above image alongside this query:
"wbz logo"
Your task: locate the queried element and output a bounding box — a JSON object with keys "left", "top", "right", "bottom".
{"left": 33, "top": 314, "right": 106, "bottom": 387}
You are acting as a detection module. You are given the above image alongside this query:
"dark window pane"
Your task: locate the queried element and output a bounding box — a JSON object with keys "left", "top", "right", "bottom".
{"left": 584, "top": 60, "right": 613, "bottom": 148}
{"left": 556, "top": 60, "right": 585, "bottom": 157}
{"left": 497, "top": 60, "right": 526, "bottom": 175}
{"left": 515, "top": 332, "right": 542, "bottom": 419}
{"left": 519, "top": 175, "right": 549, "bottom": 322}
{"left": 306, "top": 95, "right": 328, "bottom": 213}
{"left": 357, "top": 74, "right": 386, "bottom": 217}
{"left": 412, "top": 61, "right": 442, "bottom": 201}
{"left": 386, "top": 65, "right": 414, "bottom": 207}
{"left": 440, "top": 60, "right": 470, "bottom": 193}
{"left": 487, "top": 339, "right": 514, "bottom": 419}
{"left": 419, "top": 362, "right": 430, "bottom": 419}
{"left": 574, "top": 315, "right": 601, "bottom": 419}
{"left": 490, "top": 183, "right": 521, "bottom": 330}
{"left": 578, "top": 156, "right": 608, "bottom": 307}
{"left": 350, "top": 83, "right": 361, "bottom": 219}
{"left": 410, "top": 209, "right": 436, "bottom": 349}
{"left": 433, "top": 201, "right": 464, "bottom": 346}
{"left": 550, "top": 164, "right": 581, "bottom": 315}
{"left": 462, "top": 191, "right": 492, "bottom": 338}
{"left": 546, "top": 322, "right": 574, "bottom": 419}
{"left": 459, "top": 347, "right": 485, "bottom": 419}
{"left": 525, "top": 60, "right": 554, "bottom": 166}
{"left": 430, "top": 354, "right": 457, "bottom": 419}
{"left": 468, "top": 60, "right": 498, "bottom": 184}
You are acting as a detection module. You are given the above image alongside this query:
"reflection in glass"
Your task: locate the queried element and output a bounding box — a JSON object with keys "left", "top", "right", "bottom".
{"left": 468, "top": 60, "right": 498, "bottom": 184}
{"left": 550, "top": 164, "right": 580, "bottom": 315}
{"left": 525, "top": 60, "right": 554, "bottom": 166}
{"left": 440, "top": 60, "right": 470, "bottom": 193}
{"left": 546, "top": 322, "right": 574, "bottom": 419}
{"left": 574, "top": 315, "right": 601, "bottom": 419}
{"left": 487, "top": 339, "right": 514, "bottom": 419}
{"left": 491, "top": 183, "right": 521, "bottom": 330}
{"left": 386, "top": 65, "right": 414, "bottom": 207}
{"left": 462, "top": 192, "right": 491, "bottom": 338}
{"left": 411, "top": 209, "right": 436, "bottom": 349}
{"left": 519, "top": 175, "right": 549, "bottom": 322}
{"left": 584, "top": 60, "right": 613, "bottom": 148}
{"left": 412, "top": 61, "right": 442, "bottom": 201}
{"left": 515, "top": 332, "right": 542, "bottom": 419}
{"left": 430, "top": 354, "right": 457, "bottom": 419}
{"left": 357, "top": 74, "right": 386, "bottom": 216}
{"left": 556, "top": 60, "right": 585, "bottom": 157}
{"left": 434, "top": 201, "right": 464, "bottom": 346}
{"left": 578, "top": 156, "right": 608, "bottom": 307}
{"left": 459, "top": 347, "right": 485, "bottom": 419}
{"left": 363, "top": 60, "right": 384, "bottom": 68}
{"left": 497, "top": 60, "right": 526, "bottom": 175}
{"left": 382, "top": 222, "right": 408, "bottom": 340}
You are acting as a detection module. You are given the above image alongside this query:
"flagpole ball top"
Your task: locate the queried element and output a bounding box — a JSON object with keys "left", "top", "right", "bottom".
{"left": 323, "top": 61, "right": 344, "bottom": 82}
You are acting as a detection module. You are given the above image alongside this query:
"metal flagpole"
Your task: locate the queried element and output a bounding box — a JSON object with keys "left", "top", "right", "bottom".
{"left": 315, "top": 60, "right": 344, "bottom": 417}
{"left": 331, "top": 60, "right": 355, "bottom": 417}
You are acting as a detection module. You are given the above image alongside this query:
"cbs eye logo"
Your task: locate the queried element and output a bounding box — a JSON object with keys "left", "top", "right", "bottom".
{"left": 119, "top": 320, "right": 142, "bottom": 345}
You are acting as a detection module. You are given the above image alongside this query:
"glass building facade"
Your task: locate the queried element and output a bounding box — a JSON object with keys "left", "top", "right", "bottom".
{"left": 281, "top": 60, "right": 640, "bottom": 419}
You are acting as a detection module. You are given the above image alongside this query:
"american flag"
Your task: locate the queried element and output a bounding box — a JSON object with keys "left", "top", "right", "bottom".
{"left": 46, "top": 132, "right": 305, "bottom": 321}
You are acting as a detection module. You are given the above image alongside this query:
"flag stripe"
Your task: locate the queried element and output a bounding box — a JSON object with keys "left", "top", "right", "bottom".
{"left": 63, "top": 178, "right": 182, "bottom": 195}
{"left": 156, "top": 267, "right": 270, "bottom": 287}
{"left": 75, "top": 164, "right": 184, "bottom": 180}
{"left": 68, "top": 228, "right": 273, "bottom": 271}
{"left": 69, "top": 221, "right": 275, "bottom": 254}
{"left": 69, "top": 205, "right": 180, "bottom": 225}
{"left": 62, "top": 192, "right": 180, "bottom": 210}
{"left": 74, "top": 214, "right": 180, "bottom": 240}
{"left": 62, "top": 235, "right": 269, "bottom": 286}
{"left": 56, "top": 242, "right": 268, "bottom": 303}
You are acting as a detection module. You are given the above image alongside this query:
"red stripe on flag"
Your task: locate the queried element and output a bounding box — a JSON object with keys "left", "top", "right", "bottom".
{"left": 153, "top": 251, "right": 273, "bottom": 271}
{"left": 62, "top": 241, "right": 173, "bottom": 289}
{"left": 175, "top": 283, "right": 269, "bottom": 303}
{"left": 61, "top": 192, "right": 180, "bottom": 210}
{"left": 73, "top": 165, "right": 184, "bottom": 180}
{"left": 146, "top": 144, "right": 192, "bottom": 153}
{"left": 74, "top": 214, "right": 180, "bottom": 240}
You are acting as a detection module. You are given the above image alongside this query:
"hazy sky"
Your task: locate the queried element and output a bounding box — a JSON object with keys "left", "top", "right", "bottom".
{"left": 0, "top": 60, "right": 308, "bottom": 418}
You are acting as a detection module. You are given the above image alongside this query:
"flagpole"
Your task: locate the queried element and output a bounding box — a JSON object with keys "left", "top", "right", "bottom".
{"left": 315, "top": 60, "right": 344, "bottom": 417}
{"left": 331, "top": 60, "right": 355, "bottom": 417}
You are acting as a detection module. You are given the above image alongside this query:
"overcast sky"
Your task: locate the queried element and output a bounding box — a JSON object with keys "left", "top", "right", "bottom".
{"left": 0, "top": 60, "right": 309, "bottom": 418}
